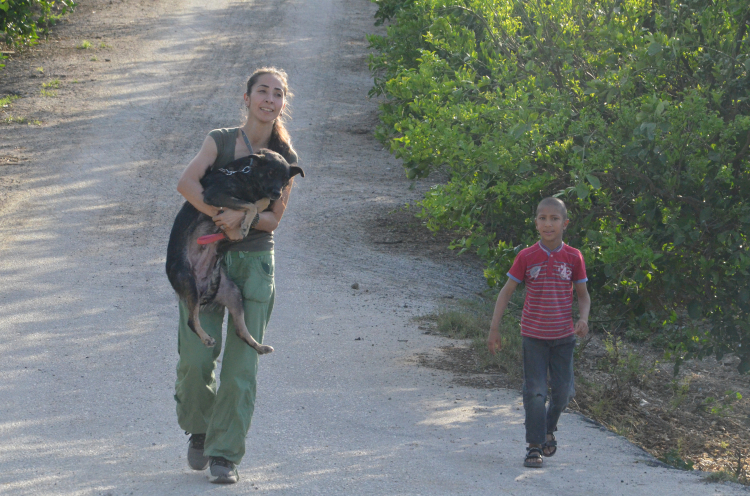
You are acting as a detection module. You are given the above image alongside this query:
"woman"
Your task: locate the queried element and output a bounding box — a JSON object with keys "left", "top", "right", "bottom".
{"left": 173, "top": 67, "right": 298, "bottom": 484}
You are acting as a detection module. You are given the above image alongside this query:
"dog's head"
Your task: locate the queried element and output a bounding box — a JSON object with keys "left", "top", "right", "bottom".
{"left": 216, "top": 149, "right": 304, "bottom": 201}
{"left": 246, "top": 149, "right": 304, "bottom": 201}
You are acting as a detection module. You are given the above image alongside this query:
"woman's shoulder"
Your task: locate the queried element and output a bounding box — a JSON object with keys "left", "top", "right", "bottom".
{"left": 205, "top": 128, "right": 239, "bottom": 170}
{"left": 208, "top": 127, "right": 239, "bottom": 143}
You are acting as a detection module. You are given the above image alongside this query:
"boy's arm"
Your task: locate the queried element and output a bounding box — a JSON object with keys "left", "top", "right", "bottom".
{"left": 574, "top": 282, "right": 591, "bottom": 337}
{"left": 487, "top": 278, "right": 519, "bottom": 354}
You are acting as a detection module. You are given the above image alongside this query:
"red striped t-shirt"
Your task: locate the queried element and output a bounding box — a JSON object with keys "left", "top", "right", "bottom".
{"left": 507, "top": 241, "right": 587, "bottom": 339}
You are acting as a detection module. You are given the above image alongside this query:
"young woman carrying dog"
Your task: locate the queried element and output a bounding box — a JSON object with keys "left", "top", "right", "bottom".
{"left": 174, "top": 67, "right": 299, "bottom": 484}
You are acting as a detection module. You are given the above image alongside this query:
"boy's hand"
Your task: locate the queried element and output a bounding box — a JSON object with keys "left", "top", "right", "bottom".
{"left": 574, "top": 319, "right": 589, "bottom": 338}
{"left": 487, "top": 279, "right": 518, "bottom": 355}
{"left": 487, "top": 329, "right": 503, "bottom": 354}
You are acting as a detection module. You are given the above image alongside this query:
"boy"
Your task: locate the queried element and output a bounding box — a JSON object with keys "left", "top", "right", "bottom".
{"left": 487, "top": 197, "right": 590, "bottom": 468}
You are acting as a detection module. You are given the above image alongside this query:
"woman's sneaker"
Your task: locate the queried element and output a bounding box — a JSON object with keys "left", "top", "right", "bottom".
{"left": 187, "top": 433, "right": 209, "bottom": 470}
{"left": 208, "top": 456, "right": 239, "bottom": 484}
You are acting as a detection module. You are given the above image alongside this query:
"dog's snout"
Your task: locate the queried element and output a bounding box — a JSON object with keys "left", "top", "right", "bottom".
{"left": 269, "top": 190, "right": 282, "bottom": 200}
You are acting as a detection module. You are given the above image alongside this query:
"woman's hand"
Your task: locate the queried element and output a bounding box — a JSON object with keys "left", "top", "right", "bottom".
{"left": 212, "top": 208, "right": 246, "bottom": 241}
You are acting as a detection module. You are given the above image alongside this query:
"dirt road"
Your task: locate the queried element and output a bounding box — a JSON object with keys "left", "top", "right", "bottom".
{"left": 0, "top": 0, "right": 746, "bottom": 494}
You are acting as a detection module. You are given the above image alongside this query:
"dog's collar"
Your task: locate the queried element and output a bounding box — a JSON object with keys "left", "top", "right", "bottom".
{"left": 218, "top": 160, "right": 253, "bottom": 176}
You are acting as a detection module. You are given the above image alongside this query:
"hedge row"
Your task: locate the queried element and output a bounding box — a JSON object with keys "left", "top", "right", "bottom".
{"left": 1, "top": 0, "right": 76, "bottom": 68}
{"left": 368, "top": 0, "right": 750, "bottom": 371}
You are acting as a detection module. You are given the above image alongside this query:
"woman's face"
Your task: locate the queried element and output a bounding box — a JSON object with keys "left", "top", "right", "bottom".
{"left": 244, "top": 73, "right": 286, "bottom": 124}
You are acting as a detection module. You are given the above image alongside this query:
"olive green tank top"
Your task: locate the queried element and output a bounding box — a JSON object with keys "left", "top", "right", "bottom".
{"left": 207, "top": 127, "right": 273, "bottom": 253}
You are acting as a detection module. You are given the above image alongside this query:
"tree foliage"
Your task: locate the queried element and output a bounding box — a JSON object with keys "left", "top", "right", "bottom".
{"left": 1, "top": 0, "right": 76, "bottom": 68}
{"left": 368, "top": 0, "right": 750, "bottom": 372}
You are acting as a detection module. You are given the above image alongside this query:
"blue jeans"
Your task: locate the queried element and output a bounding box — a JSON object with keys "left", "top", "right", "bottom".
{"left": 522, "top": 335, "right": 576, "bottom": 445}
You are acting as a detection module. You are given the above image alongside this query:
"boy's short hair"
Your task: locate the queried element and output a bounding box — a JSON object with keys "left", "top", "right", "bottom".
{"left": 536, "top": 197, "right": 568, "bottom": 220}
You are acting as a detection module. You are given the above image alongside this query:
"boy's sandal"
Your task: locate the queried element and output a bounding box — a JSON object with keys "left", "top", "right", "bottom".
{"left": 523, "top": 447, "right": 544, "bottom": 468}
{"left": 543, "top": 433, "right": 557, "bottom": 457}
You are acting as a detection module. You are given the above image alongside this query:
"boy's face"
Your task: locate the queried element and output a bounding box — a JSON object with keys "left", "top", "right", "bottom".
{"left": 535, "top": 205, "right": 569, "bottom": 248}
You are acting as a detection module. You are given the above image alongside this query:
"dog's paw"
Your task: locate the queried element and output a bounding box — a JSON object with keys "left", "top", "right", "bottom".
{"left": 202, "top": 336, "right": 216, "bottom": 347}
{"left": 254, "top": 198, "right": 271, "bottom": 212}
{"left": 257, "top": 345, "right": 274, "bottom": 355}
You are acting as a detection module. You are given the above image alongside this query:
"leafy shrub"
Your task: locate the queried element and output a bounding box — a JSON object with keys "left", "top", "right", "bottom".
{"left": 369, "top": 0, "right": 750, "bottom": 372}
{"left": 1, "top": 0, "right": 76, "bottom": 68}
{"left": 659, "top": 448, "right": 695, "bottom": 470}
{"left": 669, "top": 377, "right": 691, "bottom": 411}
{"left": 599, "top": 334, "right": 653, "bottom": 398}
{"left": 701, "top": 390, "right": 743, "bottom": 416}
{"left": 704, "top": 470, "right": 741, "bottom": 484}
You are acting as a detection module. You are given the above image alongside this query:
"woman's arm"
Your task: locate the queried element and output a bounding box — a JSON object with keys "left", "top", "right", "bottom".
{"left": 176, "top": 135, "right": 223, "bottom": 218}
{"left": 253, "top": 178, "right": 295, "bottom": 232}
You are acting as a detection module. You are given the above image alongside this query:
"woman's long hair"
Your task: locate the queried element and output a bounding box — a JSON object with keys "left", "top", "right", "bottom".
{"left": 246, "top": 67, "right": 296, "bottom": 164}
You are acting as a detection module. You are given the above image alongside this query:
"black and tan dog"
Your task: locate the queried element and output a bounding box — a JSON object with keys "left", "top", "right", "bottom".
{"left": 166, "top": 149, "right": 304, "bottom": 354}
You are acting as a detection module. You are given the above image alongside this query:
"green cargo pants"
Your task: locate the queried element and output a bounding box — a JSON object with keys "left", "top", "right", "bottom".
{"left": 174, "top": 250, "right": 275, "bottom": 465}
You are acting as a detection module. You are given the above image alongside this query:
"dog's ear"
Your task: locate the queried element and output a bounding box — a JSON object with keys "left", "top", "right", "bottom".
{"left": 243, "top": 153, "right": 265, "bottom": 170}
{"left": 290, "top": 165, "right": 305, "bottom": 178}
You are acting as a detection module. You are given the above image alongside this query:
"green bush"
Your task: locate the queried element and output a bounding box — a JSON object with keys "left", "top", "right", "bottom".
{"left": 658, "top": 448, "right": 695, "bottom": 471}
{"left": 1, "top": 0, "right": 76, "bottom": 68}
{"left": 369, "top": 0, "right": 750, "bottom": 371}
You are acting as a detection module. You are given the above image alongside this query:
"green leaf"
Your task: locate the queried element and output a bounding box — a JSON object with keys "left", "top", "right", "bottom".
{"left": 511, "top": 123, "right": 532, "bottom": 139}
{"left": 641, "top": 122, "right": 657, "bottom": 141}
{"left": 575, "top": 182, "right": 589, "bottom": 199}
{"left": 586, "top": 174, "right": 601, "bottom": 190}
{"left": 688, "top": 301, "right": 702, "bottom": 320}
{"left": 648, "top": 42, "right": 663, "bottom": 56}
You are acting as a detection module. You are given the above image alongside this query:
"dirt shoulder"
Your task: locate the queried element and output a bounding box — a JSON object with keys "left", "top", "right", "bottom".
{"left": 413, "top": 297, "right": 750, "bottom": 483}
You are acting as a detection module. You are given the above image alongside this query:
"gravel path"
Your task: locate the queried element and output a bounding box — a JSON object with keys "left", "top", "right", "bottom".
{"left": 0, "top": 0, "right": 747, "bottom": 494}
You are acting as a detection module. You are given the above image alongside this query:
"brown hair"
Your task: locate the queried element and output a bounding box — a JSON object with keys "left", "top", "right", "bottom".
{"left": 536, "top": 197, "right": 568, "bottom": 220}
{"left": 246, "top": 67, "right": 296, "bottom": 163}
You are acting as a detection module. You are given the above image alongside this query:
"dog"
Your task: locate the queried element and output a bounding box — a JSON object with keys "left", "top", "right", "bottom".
{"left": 166, "top": 149, "right": 304, "bottom": 354}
